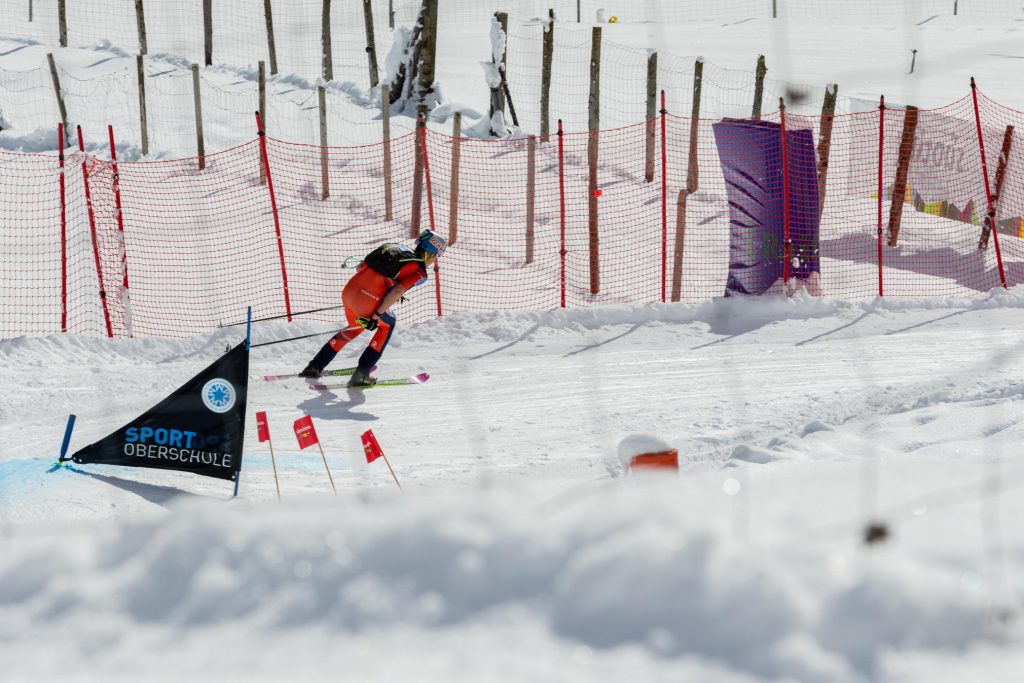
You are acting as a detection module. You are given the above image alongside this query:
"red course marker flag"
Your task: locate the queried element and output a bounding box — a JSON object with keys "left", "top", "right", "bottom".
{"left": 361, "top": 429, "right": 401, "bottom": 489}
{"left": 361, "top": 429, "right": 384, "bottom": 463}
{"left": 256, "top": 411, "right": 271, "bottom": 443}
{"left": 294, "top": 415, "right": 319, "bottom": 450}
{"left": 294, "top": 414, "right": 335, "bottom": 492}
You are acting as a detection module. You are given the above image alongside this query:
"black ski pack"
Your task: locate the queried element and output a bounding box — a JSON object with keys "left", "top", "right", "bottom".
{"left": 362, "top": 244, "right": 412, "bottom": 280}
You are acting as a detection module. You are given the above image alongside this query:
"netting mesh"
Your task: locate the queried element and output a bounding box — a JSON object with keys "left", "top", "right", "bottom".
{"left": 4, "top": 88, "right": 1024, "bottom": 339}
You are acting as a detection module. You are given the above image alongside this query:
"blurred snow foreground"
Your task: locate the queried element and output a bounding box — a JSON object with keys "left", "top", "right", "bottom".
{"left": 2, "top": 466, "right": 1022, "bottom": 683}
{"left": 3, "top": 292, "right": 1024, "bottom": 681}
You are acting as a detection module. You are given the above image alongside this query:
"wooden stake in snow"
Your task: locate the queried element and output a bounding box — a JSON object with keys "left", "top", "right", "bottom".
{"left": 263, "top": 0, "right": 278, "bottom": 75}
{"left": 203, "top": 0, "right": 213, "bottom": 66}
{"left": 411, "top": 111, "right": 425, "bottom": 236}
{"left": 672, "top": 190, "right": 687, "bottom": 302}
{"left": 416, "top": 0, "right": 438, "bottom": 107}
{"left": 887, "top": 105, "right": 919, "bottom": 246}
{"left": 259, "top": 61, "right": 267, "bottom": 185}
{"left": 489, "top": 11, "right": 509, "bottom": 136}
{"left": 672, "top": 58, "right": 703, "bottom": 302}
{"left": 526, "top": 134, "right": 536, "bottom": 263}
{"left": 136, "top": 55, "right": 149, "bottom": 155}
{"left": 135, "top": 0, "right": 148, "bottom": 55}
{"left": 687, "top": 58, "right": 703, "bottom": 195}
{"left": 588, "top": 26, "right": 602, "bottom": 295}
{"left": 47, "top": 53, "right": 68, "bottom": 141}
{"left": 319, "top": 84, "right": 329, "bottom": 199}
{"left": 191, "top": 64, "right": 205, "bottom": 169}
{"left": 817, "top": 83, "right": 838, "bottom": 218}
{"left": 322, "top": 0, "right": 333, "bottom": 81}
{"left": 645, "top": 51, "right": 657, "bottom": 182}
{"left": 58, "top": 0, "right": 67, "bottom": 46}
{"left": 541, "top": 8, "right": 554, "bottom": 142}
{"left": 382, "top": 83, "right": 393, "bottom": 220}
{"left": 449, "top": 111, "right": 462, "bottom": 244}
{"left": 979, "top": 125, "right": 1015, "bottom": 251}
{"left": 363, "top": 0, "right": 380, "bottom": 88}
{"left": 752, "top": 55, "right": 766, "bottom": 119}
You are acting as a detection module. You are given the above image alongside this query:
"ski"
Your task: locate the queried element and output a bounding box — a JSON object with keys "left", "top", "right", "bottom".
{"left": 311, "top": 372, "right": 430, "bottom": 391}
{"left": 263, "top": 365, "right": 372, "bottom": 382}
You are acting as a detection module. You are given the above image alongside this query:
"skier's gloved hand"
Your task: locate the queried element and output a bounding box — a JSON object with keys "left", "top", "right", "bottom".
{"left": 357, "top": 315, "right": 379, "bottom": 331}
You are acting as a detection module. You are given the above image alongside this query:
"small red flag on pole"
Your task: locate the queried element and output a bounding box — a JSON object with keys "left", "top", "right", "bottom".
{"left": 255, "top": 411, "right": 281, "bottom": 499}
{"left": 256, "top": 411, "right": 271, "bottom": 442}
{"left": 361, "top": 429, "right": 401, "bottom": 489}
{"left": 361, "top": 429, "right": 384, "bottom": 463}
{"left": 294, "top": 415, "right": 335, "bottom": 493}
{"left": 293, "top": 415, "right": 318, "bottom": 449}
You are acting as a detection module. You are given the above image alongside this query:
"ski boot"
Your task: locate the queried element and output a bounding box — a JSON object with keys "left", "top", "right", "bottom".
{"left": 299, "top": 362, "right": 323, "bottom": 378}
{"left": 347, "top": 368, "right": 378, "bottom": 388}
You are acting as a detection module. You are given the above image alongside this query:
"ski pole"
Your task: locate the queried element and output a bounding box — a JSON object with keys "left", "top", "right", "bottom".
{"left": 219, "top": 303, "right": 347, "bottom": 328}
{"left": 249, "top": 324, "right": 363, "bottom": 349}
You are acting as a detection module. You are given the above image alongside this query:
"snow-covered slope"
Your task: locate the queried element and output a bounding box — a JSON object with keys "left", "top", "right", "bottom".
{"left": 5, "top": 3, "right": 1024, "bottom": 681}
{"left": 4, "top": 293, "right": 1024, "bottom": 681}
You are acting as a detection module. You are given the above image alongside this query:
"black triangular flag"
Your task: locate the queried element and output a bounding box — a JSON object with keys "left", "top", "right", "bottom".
{"left": 72, "top": 342, "right": 249, "bottom": 481}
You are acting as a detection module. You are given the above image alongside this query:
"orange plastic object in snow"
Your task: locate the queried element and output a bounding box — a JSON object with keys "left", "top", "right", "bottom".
{"left": 629, "top": 449, "right": 678, "bottom": 471}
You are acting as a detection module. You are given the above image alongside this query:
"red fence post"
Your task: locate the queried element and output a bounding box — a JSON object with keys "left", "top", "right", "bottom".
{"left": 557, "top": 119, "right": 567, "bottom": 309}
{"left": 107, "top": 125, "right": 130, "bottom": 291}
{"left": 107, "top": 125, "right": 133, "bottom": 335}
{"left": 778, "top": 98, "right": 791, "bottom": 287}
{"left": 418, "top": 115, "right": 443, "bottom": 317}
{"left": 660, "top": 90, "right": 667, "bottom": 304}
{"left": 255, "top": 111, "right": 293, "bottom": 321}
{"left": 77, "top": 126, "right": 114, "bottom": 338}
{"left": 970, "top": 78, "right": 1008, "bottom": 289}
{"left": 877, "top": 96, "right": 885, "bottom": 297}
{"left": 58, "top": 123, "right": 68, "bottom": 333}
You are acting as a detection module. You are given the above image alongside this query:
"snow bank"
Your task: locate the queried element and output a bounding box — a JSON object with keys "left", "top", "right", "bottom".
{"left": 401, "top": 287, "right": 1024, "bottom": 346}
{"left": 2, "top": 465, "right": 1019, "bottom": 682}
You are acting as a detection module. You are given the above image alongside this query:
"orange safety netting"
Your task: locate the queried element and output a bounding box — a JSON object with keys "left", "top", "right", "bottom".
{"left": 3, "top": 89, "right": 1023, "bottom": 339}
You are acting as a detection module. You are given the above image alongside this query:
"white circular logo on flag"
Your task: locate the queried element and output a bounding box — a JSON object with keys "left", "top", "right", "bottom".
{"left": 202, "top": 378, "right": 236, "bottom": 413}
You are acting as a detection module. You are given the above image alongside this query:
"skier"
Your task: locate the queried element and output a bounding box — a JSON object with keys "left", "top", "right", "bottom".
{"left": 299, "top": 229, "right": 448, "bottom": 387}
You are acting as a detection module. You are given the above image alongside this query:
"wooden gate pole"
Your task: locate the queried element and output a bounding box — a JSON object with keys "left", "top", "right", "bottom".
{"left": 135, "top": 0, "right": 148, "bottom": 55}
{"left": 587, "top": 26, "right": 602, "bottom": 294}
{"left": 191, "top": 64, "right": 205, "bottom": 169}
{"left": 264, "top": 0, "right": 278, "bottom": 74}
{"left": 319, "top": 85, "right": 329, "bottom": 199}
{"left": 448, "top": 112, "right": 462, "bottom": 244}
{"left": 645, "top": 51, "right": 657, "bottom": 182}
{"left": 363, "top": 0, "right": 380, "bottom": 88}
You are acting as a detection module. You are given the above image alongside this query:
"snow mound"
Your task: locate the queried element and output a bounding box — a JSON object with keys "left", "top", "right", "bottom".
{"left": 1, "top": 469, "right": 1016, "bottom": 682}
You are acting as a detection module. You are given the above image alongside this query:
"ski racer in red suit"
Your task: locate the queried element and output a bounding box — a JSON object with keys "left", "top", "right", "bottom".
{"left": 299, "top": 229, "right": 447, "bottom": 387}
